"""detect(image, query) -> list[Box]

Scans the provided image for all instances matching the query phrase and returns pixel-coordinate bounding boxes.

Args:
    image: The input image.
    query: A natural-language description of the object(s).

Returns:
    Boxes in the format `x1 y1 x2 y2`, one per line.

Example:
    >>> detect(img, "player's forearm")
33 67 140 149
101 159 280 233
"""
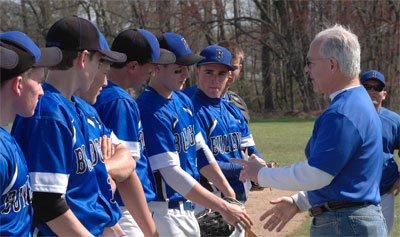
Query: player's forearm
105 144 135 183
117 170 157 236
199 163 235 198
46 209 92 236
217 160 243 177
257 160 334 190
185 182 230 212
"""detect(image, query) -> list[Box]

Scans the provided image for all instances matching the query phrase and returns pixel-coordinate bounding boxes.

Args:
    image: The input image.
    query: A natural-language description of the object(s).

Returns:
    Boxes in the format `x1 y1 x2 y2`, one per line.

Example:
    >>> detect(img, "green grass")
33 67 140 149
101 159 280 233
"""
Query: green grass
249 118 400 236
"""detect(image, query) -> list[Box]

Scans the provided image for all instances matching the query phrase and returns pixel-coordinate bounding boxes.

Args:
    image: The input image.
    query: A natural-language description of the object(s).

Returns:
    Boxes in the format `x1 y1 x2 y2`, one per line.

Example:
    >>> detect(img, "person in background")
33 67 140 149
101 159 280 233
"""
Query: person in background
361 69 400 235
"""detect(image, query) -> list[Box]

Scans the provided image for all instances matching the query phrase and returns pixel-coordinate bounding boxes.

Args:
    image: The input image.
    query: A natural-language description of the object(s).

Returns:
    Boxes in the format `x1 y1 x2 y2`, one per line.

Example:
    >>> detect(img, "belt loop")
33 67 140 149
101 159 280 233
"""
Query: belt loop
324 202 333 211
179 201 184 212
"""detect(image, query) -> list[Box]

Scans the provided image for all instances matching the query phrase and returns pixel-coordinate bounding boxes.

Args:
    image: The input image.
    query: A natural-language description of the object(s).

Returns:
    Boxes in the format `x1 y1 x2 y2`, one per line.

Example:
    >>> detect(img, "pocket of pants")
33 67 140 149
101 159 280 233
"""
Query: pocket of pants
311 216 338 228
348 215 386 236
310 216 338 237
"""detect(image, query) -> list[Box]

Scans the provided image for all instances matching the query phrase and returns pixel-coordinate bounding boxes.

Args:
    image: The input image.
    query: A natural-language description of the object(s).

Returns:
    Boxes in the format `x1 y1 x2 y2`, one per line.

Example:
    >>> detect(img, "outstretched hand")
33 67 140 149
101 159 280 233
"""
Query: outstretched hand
230 158 265 183
259 196 299 232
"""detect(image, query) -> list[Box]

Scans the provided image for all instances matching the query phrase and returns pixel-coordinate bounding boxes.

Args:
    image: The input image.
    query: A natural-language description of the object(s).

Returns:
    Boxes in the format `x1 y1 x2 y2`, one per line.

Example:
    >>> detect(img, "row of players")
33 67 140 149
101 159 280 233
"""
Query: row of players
1 15 260 236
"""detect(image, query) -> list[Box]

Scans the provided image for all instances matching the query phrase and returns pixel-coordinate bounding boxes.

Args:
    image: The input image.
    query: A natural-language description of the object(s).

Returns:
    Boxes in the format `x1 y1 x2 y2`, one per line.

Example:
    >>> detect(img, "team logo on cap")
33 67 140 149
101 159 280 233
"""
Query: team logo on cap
372 71 376 78
216 49 223 59
181 38 189 51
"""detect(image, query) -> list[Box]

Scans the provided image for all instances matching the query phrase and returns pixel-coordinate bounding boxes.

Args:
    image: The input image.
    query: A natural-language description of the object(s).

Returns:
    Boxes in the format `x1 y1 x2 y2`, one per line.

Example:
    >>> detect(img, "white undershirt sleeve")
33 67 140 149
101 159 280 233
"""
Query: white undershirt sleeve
257 160 334 191
291 191 311 212
159 165 197 196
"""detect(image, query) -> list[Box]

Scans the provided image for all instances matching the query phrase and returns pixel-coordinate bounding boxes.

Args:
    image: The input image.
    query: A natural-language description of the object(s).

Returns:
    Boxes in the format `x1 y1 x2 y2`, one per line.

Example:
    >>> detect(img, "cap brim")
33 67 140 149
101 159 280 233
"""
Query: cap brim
34 47 63 67
98 49 127 63
151 49 176 65
0 46 19 69
176 53 205 66
197 61 235 71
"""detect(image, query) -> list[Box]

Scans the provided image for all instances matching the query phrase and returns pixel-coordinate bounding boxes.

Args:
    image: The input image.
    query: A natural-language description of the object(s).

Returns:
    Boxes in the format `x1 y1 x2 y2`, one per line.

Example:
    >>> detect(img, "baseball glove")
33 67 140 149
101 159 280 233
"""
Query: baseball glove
196 197 242 236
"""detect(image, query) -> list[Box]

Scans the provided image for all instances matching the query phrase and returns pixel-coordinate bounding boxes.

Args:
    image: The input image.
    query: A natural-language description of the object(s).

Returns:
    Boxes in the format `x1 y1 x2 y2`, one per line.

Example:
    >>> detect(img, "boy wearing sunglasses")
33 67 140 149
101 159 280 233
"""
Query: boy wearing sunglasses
361 70 400 235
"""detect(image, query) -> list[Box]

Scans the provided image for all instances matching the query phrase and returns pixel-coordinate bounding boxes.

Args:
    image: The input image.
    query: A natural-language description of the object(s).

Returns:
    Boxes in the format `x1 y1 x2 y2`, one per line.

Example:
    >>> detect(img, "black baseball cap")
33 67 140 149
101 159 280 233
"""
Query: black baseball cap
0 46 19 69
157 32 204 66
111 29 176 65
0 31 62 83
46 16 123 62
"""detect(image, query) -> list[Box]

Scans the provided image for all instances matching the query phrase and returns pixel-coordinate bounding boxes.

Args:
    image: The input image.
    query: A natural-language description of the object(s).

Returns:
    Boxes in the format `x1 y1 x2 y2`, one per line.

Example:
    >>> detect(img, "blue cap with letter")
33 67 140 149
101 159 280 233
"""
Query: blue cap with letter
157 32 204 66
197 45 235 71
360 70 385 86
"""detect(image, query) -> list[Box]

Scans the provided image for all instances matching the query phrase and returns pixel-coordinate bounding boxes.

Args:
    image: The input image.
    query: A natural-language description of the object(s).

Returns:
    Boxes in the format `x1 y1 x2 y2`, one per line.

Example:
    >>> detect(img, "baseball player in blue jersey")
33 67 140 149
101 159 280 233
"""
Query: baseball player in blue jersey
232 25 387 236
76 26 158 236
361 70 400 235
137 32 252 236
94 29 175 236
0 32 62 236
191 45 264 236
11 16 128 236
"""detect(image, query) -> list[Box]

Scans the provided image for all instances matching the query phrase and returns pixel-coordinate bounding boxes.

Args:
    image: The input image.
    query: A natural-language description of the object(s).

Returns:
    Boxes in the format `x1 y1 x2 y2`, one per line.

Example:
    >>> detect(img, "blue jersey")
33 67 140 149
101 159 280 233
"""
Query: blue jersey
305 86 382 206
137 87 213 202
181 85 197 98
11 83 117 235
192 89 258 194
0 128 33 236
94 80 156 203
378 107 400 195
74 96 121 224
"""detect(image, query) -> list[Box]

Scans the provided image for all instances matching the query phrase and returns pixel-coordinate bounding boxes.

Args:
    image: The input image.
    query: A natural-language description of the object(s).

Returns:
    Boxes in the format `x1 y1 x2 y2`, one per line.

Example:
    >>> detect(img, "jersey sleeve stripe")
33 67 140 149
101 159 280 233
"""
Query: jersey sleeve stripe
118 139 140 160
148 152 180 170
30 172 68 193
2 163 18 195
241 135 256 147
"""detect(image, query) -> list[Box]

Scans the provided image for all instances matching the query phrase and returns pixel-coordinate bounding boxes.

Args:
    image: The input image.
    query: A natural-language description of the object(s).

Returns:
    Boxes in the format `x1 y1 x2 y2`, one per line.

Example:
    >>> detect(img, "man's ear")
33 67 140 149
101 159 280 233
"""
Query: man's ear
126 61 139 73
382 90 387 101
329 57 338 72
76 50 89 69
11 76 23 96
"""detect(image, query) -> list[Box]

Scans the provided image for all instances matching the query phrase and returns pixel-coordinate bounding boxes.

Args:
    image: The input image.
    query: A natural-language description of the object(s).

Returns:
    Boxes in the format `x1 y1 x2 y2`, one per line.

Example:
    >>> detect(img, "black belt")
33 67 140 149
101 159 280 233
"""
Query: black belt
309 201 373 217
168 201 196 211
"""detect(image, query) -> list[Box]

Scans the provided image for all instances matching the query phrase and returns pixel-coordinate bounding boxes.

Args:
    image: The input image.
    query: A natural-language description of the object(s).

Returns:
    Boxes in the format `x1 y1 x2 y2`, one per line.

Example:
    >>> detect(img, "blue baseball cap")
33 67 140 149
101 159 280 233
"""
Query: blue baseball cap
1 31 62 82
361 70 385 86
90 22 127 63
197 45 235 71
0 46 19 69
111 29 175 65
157 32 204 66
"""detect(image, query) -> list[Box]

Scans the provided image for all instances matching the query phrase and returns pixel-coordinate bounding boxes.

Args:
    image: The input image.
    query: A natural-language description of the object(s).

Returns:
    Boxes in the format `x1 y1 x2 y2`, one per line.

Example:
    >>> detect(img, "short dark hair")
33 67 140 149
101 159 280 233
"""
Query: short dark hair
49 50 96 70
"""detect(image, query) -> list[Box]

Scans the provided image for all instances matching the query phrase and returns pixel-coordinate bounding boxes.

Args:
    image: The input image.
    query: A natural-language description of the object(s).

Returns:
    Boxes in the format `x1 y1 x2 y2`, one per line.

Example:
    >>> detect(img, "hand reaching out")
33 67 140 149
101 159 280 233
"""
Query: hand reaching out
259 196 299 232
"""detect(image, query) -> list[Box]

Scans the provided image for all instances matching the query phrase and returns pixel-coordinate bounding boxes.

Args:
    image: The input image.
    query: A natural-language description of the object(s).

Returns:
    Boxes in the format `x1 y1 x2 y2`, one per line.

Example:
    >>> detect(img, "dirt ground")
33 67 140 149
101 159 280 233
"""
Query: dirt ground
245 189 308 237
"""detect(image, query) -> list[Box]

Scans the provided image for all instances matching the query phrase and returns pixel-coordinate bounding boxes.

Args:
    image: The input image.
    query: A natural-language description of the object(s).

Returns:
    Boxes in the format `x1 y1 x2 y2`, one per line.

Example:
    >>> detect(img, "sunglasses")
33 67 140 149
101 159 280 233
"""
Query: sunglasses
363 84 384 92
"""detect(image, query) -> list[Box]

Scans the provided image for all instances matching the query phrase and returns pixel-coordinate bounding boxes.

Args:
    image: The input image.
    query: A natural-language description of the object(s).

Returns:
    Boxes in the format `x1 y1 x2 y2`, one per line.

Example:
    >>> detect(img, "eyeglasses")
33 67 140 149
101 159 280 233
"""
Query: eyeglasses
305 57 327 67
363 84 384 92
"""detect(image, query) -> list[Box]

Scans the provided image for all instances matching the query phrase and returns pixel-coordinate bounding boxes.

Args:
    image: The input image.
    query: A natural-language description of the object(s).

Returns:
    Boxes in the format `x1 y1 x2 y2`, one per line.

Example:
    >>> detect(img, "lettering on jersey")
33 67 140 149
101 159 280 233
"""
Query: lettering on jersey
138 129 145 150
209 132 241 155
89 138 103 165
74 145 93 174
1 175 32 214
107 176 116 203
174 125 195 153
